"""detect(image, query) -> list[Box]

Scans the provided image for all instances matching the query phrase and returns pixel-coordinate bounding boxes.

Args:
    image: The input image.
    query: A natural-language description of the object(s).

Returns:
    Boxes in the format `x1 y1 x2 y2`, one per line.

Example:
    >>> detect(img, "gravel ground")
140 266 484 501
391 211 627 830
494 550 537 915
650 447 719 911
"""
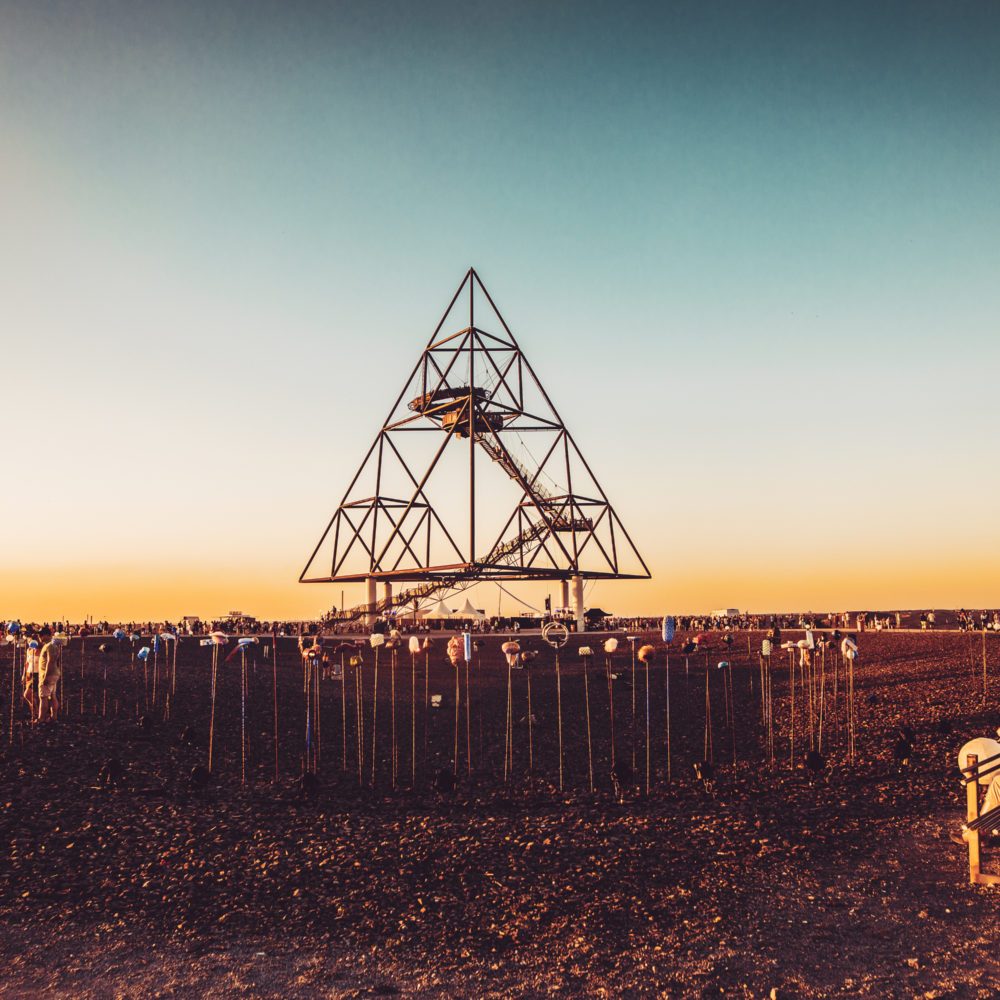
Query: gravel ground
2 629 1000 998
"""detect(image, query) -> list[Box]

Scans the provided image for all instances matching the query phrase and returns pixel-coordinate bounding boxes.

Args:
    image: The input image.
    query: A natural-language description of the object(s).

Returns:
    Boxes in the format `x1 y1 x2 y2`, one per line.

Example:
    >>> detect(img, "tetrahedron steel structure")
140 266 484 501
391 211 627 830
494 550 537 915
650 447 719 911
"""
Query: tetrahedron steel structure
300 269 650 614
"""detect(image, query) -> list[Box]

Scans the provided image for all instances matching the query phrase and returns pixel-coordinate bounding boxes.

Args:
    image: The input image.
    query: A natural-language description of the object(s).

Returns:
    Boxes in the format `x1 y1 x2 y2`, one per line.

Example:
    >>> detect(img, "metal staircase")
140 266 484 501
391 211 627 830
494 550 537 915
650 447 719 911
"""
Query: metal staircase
477 437 555 501
329 431 585 623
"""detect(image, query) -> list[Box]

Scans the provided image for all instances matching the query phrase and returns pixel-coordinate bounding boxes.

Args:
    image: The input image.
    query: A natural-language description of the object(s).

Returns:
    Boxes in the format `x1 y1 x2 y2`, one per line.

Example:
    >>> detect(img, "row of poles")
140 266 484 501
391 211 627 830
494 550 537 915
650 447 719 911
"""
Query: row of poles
0 628 852 789
758 641 858 767
6 625 995 792
199 632 870 794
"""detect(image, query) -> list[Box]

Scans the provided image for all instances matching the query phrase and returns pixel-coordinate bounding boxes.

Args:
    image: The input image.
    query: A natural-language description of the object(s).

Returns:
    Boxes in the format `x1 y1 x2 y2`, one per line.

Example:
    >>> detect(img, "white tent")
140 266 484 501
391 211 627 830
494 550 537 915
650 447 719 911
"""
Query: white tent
411 603 444 618
453 598 487 620
424 599 455 619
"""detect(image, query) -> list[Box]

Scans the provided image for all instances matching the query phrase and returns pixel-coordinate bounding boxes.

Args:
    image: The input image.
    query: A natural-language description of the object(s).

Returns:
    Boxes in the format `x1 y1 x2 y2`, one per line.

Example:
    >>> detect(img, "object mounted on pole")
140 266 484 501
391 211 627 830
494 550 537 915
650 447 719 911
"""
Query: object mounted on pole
300 269 650 616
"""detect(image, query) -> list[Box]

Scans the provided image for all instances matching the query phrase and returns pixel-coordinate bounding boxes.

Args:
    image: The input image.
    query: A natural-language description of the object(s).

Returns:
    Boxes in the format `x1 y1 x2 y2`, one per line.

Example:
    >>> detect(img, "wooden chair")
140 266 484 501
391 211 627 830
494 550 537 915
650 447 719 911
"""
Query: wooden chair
961 752 1000 886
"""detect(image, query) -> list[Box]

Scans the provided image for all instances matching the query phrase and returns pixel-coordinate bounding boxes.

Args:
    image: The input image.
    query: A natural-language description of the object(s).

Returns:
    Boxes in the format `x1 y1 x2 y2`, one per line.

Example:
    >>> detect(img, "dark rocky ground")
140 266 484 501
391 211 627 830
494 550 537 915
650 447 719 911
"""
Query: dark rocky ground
2 630 1000 998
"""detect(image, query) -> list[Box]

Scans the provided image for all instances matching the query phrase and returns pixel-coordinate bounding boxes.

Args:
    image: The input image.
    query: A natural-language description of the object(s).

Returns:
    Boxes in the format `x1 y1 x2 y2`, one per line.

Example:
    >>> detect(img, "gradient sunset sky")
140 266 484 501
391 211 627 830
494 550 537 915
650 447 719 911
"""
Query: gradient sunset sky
2 1 998 621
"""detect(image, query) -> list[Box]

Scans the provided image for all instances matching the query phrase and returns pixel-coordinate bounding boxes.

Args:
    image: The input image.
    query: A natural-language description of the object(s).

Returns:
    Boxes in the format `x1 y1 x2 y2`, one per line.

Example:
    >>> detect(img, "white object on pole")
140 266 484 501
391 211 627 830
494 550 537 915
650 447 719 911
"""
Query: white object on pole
662 617 675 643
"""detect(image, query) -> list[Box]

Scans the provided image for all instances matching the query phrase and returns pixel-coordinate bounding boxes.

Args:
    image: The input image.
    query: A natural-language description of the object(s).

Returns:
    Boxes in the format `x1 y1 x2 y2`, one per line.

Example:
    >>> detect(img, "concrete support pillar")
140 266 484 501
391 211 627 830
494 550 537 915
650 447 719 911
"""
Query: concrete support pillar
365 576 378 630
382 582 393 629
572 575 585 633
560 579 570 613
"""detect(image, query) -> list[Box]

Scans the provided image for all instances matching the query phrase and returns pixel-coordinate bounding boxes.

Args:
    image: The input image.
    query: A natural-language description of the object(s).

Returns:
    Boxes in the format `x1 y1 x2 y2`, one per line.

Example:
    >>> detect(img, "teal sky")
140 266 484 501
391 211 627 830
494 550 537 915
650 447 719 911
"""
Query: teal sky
2 1 999 619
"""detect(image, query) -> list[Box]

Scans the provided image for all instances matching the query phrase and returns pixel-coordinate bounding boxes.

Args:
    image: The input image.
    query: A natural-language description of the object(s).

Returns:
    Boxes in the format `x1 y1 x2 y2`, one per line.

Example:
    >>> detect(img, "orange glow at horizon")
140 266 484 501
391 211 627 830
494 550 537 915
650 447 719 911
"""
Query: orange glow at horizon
3 550 998 624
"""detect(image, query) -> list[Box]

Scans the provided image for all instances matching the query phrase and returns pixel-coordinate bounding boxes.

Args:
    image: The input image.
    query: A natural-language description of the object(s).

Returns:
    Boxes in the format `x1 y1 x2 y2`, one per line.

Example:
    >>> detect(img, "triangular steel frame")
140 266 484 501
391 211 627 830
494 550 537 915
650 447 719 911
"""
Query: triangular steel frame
300 268 651 591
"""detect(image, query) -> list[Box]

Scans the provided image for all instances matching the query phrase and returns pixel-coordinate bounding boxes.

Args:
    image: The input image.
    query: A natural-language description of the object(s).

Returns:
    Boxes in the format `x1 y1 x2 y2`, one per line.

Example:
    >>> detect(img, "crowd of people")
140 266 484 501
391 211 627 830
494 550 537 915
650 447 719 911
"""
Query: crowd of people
7 608 1000 648
4 618 320 640
953 610 1000 632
